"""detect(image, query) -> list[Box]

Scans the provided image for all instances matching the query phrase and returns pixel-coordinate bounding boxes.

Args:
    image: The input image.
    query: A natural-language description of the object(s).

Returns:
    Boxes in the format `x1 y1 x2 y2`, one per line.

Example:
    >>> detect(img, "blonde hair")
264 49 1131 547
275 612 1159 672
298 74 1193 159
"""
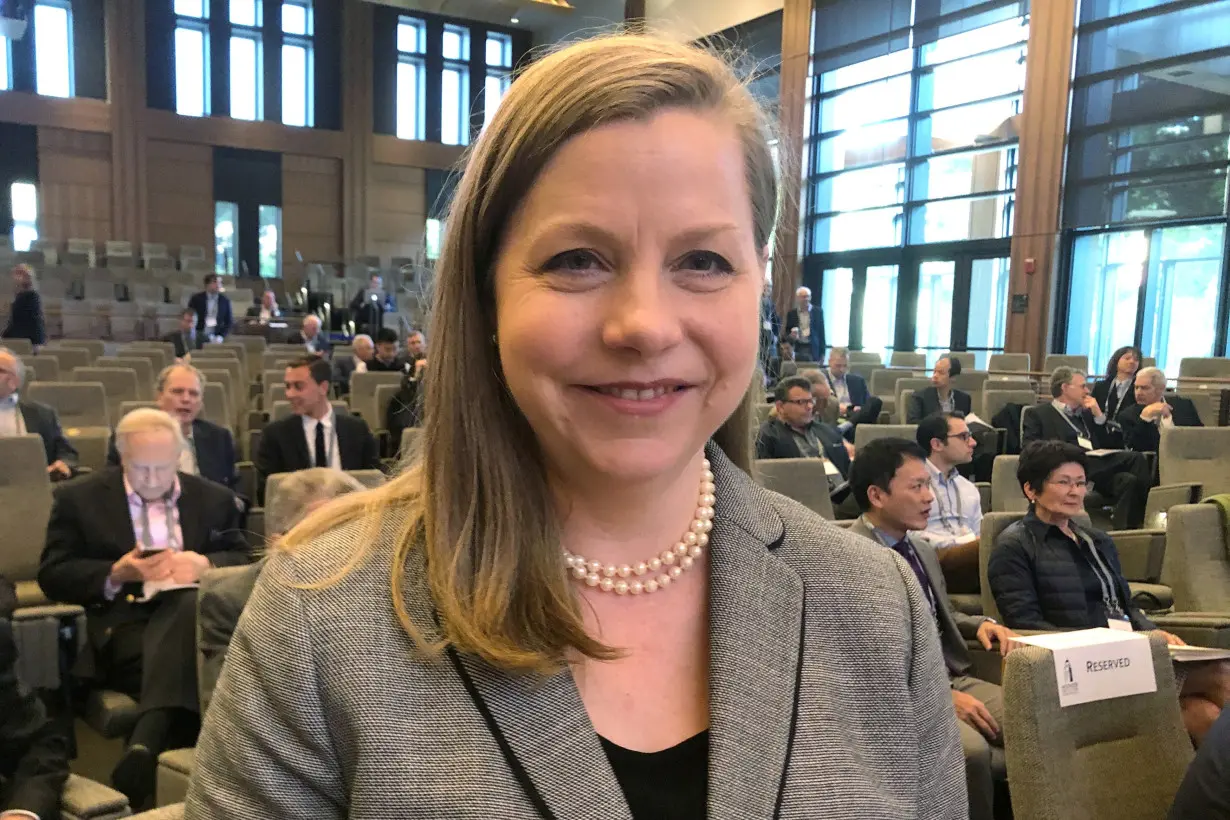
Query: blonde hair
268 469 366 538
115 407 186 455
285 33 780 675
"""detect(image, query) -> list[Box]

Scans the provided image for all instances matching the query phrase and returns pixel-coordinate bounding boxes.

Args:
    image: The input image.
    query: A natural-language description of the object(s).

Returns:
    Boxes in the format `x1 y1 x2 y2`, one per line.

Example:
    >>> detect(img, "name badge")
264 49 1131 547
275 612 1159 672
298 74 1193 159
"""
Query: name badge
1077 436 1093 450
1106 617 1133 633
205 316 218 329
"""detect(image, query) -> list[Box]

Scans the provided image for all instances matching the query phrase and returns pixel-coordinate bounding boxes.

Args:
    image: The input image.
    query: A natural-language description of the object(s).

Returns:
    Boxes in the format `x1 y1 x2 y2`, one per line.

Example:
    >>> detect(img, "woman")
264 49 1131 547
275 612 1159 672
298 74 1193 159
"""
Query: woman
186 34 964 818
2 264 45 349
989 440 1230 743
1092 345 1141 424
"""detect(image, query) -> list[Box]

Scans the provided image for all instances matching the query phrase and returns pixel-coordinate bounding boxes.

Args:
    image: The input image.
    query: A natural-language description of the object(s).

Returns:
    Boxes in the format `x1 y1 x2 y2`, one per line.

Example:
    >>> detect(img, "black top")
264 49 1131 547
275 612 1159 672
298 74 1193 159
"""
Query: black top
600 731 708 819
3 289 45 345
1170 707 1230 820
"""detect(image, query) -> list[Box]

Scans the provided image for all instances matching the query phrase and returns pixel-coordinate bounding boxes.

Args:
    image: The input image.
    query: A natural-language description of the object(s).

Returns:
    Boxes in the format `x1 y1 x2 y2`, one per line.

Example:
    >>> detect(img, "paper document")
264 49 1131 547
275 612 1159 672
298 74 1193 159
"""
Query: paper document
1169 645 1230 663
1086 449 1124 457
138 580 200 603
964 412 990 428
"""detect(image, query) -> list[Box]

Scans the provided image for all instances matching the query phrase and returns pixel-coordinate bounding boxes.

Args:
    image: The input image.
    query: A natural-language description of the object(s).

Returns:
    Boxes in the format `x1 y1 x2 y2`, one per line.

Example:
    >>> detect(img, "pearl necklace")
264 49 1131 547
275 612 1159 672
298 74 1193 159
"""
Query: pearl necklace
563 459 716 596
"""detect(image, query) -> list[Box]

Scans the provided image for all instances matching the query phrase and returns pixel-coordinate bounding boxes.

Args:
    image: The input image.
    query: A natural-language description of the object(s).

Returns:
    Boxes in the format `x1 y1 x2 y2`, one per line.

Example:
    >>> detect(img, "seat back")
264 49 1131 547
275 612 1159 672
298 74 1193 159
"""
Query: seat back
990 455 1027 513
894 378 932 420
983 389 1037 424
1177 356 1230 384
126 340 177 366
54 339 106 360
854 423 918 450
400 427 422 457
25 356 60 383
374 383 401 432
1 338 34 356
1042 354 1089 375
73 367 140 425
978 511 1025 619
755 402 774 426
1162 503 1230 612
889 351 926 369
271 399 348 422
94 357 155 398
40 347 94 373
197 369 236 425
118 346 170 376
119 400 159 418
1159 427 1230 496
870 369 920 405
0 435 55 582
27 381 110 428
847 351 882 365
350 372 404 429
947 351 976 371
1002 633 1192 820
1175 392 1215 427
202 382 229 427
753 459 835 520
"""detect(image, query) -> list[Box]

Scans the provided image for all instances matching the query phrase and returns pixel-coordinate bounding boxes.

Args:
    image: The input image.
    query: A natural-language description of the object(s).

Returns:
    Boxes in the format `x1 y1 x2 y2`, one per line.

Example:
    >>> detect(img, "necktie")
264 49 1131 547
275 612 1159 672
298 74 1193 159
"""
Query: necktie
315 420 328 467
890 537 938 615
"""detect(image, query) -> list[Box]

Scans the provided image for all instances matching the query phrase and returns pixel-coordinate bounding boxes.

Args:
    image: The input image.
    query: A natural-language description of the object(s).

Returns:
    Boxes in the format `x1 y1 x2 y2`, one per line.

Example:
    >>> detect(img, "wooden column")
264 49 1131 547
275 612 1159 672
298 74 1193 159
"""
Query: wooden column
106 0 148 244
774 0 810 313
1005 0 1076 365
624 0 647 22
342 0 374 262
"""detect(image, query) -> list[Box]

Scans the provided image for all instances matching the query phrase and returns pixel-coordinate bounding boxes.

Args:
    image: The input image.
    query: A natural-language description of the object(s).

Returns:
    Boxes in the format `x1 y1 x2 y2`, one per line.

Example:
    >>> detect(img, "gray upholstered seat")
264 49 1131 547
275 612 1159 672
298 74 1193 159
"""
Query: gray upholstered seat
1159 426 1230 496
1162 503 1230 612
1042 354 1089 374
988 352 1030 372
753 458 835 520
854 423 918 450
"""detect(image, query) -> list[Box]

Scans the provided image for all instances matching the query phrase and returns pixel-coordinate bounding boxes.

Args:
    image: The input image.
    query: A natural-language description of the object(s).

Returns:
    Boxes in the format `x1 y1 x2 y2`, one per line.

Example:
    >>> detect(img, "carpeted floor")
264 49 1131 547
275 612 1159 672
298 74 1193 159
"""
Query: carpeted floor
71 718 125 785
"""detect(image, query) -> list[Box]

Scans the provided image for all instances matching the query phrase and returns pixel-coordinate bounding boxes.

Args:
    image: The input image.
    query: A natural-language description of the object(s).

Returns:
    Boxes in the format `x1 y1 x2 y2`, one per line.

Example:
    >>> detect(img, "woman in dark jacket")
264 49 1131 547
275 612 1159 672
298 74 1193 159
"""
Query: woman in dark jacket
989 440 1230 744
2 264 45 348
1091 345 1141 427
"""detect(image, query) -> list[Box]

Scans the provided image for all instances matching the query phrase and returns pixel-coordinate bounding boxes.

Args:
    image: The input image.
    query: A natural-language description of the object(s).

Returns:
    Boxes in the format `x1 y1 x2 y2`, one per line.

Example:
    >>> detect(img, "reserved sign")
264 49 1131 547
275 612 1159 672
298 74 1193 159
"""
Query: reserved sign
1017 628 1157 708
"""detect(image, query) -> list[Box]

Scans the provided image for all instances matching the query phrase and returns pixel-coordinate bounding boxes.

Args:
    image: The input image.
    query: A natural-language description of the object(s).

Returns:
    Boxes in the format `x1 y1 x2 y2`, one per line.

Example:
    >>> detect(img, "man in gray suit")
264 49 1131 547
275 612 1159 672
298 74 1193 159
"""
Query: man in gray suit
848 437 1017 820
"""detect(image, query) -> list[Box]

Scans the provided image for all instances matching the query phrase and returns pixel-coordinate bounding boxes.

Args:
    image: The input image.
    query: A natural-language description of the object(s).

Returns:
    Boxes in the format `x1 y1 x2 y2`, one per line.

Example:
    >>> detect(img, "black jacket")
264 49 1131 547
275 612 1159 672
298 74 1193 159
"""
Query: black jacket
988 512 1153 632
905 387 972 424
754 418 852 478
1118 395 1204 453
106 418 239 492
1021 403 1115 449
18 400 78 467
386 376 423 456
1091 378 1137 424
783 305 826 361
287 331 332 358
255 412 380 498
161 329 202 359
187 291 234 339
0 618 69 820
3 290 45 346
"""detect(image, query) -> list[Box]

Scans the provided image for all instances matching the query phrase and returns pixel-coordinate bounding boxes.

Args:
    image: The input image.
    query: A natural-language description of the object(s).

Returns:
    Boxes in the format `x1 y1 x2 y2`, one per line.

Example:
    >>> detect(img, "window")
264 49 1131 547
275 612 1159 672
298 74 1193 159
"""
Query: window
484 32 512 129
11 183 38 253
425 218 443 261
34 1 73 98
916 260 955 361
215 202 238 275
0 36 10 92
258 205 281 278
173 0 210 116
396 17 426 141
820 267 854 347
230 0 263 120
862 265 900 357
282 0 314 127
441 24 470 146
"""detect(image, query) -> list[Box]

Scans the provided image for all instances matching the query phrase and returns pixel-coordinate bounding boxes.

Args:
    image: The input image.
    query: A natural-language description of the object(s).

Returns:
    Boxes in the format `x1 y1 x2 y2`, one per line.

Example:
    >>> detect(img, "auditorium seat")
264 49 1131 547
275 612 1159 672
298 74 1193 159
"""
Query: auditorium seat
869 369 917 420
350 372 403 431
119 345 171 374
755 402 774 425
400 427 421 457
54 339 107 361
854 423 918 450
119 400 159 418
1042 354 1088 374
754 458 835 520
1177 356 1230 392
74 367 141 427
60 773 134 820
982 388 1037 425
2 337 34 356
1002 632 1191 820
1160 427 1230 496
28 381 112 470
1162 504 1230 612
24 355 60 382
65 238 97 267
889 351 926 369
893 377 931 420
1175 391 1215 427
947 351 976 371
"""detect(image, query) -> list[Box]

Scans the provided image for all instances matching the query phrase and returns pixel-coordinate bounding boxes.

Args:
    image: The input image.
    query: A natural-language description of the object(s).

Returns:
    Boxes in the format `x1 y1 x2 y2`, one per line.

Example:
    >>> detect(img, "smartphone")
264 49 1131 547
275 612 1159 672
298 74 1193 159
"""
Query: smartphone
137 547 169 559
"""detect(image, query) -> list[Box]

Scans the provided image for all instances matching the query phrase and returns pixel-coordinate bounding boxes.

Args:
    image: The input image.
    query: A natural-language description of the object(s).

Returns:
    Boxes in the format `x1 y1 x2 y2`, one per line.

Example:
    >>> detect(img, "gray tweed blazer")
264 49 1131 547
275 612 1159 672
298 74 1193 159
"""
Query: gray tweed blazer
185 445 966 819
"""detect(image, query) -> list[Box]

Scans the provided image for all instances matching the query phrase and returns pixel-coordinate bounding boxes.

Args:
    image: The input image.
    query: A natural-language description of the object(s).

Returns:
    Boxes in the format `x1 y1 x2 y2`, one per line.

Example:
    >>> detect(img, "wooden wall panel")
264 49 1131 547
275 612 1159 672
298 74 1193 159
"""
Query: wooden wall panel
145 139 214 251
37 127 113 242
773 0 810 313
283 154 343 263
365 163 426 263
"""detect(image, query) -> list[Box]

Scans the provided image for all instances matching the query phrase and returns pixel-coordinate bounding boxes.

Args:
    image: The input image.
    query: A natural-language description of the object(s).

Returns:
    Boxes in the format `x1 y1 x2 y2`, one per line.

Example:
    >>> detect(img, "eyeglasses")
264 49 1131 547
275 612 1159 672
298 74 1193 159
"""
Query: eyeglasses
781 398 815 407
1048 478 1088 490
946 431 973 442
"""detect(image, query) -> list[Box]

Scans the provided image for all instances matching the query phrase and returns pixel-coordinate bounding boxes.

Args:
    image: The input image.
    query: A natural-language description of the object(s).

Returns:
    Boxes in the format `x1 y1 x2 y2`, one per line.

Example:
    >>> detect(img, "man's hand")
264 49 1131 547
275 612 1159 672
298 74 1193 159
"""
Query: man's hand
47 460 71 479
109 547 175 585
414 358 428 378
952 689 999 740
977 620 1019 656
1141 401 1172 422
843 440 856 460
1160 630 1187 647
1082 394 1105 420
169 551 212 584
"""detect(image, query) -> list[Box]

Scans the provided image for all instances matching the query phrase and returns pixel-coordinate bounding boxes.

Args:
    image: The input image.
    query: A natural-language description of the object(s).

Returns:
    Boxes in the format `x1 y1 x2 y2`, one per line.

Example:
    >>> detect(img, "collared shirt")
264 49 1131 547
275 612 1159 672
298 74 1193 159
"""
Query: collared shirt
302 411 342 470
103 476 185 601
1109 378 1131 413
1051 398 1105 430
205 293 219 327
920 459 983 549
830 372 850 406
0 393 25 437
786 421 843 489
938 390 955 413
180 430 199 475
862 517 938 616
797 307 811 341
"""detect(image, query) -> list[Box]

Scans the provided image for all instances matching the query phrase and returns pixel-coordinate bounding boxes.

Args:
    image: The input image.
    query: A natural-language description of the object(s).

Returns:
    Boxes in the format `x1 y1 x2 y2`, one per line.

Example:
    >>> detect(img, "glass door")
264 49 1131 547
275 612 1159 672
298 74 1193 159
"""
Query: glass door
916 259 956 367
911 249 1010 369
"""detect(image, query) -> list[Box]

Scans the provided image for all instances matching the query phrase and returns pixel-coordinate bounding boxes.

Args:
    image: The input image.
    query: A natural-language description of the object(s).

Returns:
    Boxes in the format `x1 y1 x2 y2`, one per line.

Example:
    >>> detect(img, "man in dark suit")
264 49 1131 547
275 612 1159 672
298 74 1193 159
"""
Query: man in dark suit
367 327 405 373
846 437 1017 820
256 357 381 501
2 264 45 349
1022 366 1151 529
907 355 973 423
759 280 780 377
0 347 78 480
822 347 883 439
161 309 201 359
331 334 374 397
106 364 238 492
349 274 393 338
38 408 250 808
1 613 70 820
187 275 233 342
287 314 331 359
784 286 825 362
1119 366 1203 453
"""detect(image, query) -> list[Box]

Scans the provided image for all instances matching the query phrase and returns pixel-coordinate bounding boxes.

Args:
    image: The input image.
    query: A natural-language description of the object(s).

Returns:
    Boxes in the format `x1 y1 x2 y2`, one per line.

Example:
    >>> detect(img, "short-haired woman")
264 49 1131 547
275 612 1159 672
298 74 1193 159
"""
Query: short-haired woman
186 35 965 818
2 264 45 349
989 440 1230 743
1092 346 1142 442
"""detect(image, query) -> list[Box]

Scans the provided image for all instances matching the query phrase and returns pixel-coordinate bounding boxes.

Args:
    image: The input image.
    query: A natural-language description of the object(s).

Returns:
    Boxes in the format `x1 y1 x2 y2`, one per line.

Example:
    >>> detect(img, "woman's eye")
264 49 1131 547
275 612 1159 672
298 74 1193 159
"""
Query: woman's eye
677 251 735 275
543 250 602 274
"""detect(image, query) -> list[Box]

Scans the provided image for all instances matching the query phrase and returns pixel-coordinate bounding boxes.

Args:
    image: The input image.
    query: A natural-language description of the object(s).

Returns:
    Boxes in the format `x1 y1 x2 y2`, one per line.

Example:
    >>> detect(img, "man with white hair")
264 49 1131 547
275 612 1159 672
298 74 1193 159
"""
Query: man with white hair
38 408 250 809
332 333 375 396
0 346 78 480
1119 366 1203 453
784 285 826 362
291 313 332 358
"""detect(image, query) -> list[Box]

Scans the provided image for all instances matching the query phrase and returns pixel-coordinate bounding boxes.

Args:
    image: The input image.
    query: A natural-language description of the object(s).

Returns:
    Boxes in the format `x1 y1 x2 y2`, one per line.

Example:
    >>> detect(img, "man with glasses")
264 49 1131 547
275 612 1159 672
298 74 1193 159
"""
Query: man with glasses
822 347 883 440
38 408 250 809
917 412 983 591
755 375 857 517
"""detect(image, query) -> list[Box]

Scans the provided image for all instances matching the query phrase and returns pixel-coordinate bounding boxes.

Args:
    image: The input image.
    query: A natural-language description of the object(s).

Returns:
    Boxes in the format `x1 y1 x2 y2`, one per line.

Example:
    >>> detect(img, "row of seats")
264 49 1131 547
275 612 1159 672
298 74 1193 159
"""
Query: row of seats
4 239 210 271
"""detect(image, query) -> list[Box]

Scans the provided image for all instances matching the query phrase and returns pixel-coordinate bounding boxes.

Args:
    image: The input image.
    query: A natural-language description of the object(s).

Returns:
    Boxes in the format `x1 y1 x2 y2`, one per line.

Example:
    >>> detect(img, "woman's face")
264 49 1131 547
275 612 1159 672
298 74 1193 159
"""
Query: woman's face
1117 351 1140 377
1028 461 1088 520
494 109 764 484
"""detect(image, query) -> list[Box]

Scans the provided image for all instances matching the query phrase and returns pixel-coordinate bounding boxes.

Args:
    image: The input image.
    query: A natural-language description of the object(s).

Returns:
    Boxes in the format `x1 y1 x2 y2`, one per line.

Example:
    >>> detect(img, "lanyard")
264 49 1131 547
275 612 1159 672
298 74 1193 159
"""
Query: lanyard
930 469 965 534
1056 406 1091 439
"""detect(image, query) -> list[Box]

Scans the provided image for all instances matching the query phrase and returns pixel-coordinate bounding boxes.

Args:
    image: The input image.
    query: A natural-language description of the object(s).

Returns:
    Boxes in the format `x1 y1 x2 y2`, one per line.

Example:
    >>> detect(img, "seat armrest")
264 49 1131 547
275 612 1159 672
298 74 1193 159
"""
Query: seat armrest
12 603 85 621
975 482 991 514
1145 482 1202 527
237 461 257 507
1109 528 1167 583
61 773 130 819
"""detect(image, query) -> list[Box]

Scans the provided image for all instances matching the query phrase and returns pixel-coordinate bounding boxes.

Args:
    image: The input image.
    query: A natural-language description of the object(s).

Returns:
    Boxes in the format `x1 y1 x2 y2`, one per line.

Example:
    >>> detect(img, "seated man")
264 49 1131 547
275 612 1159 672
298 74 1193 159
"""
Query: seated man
1 614 70 820
1120 365 1203 453
161 309 200 359
38 408 250 808
332 334 374 396
907 355 973 423
367 328 404 373
1022 366 1150 529
823 347 883 439
801 369 840 425
107 364 238 493
847 438 1016 820
289 314 331 359
765 339 794 385
755 376 856 517
0 347 78 481
404 331 428 380
256 357 381 499
915 412 982 592
244 290 281 324
989 440 1229 744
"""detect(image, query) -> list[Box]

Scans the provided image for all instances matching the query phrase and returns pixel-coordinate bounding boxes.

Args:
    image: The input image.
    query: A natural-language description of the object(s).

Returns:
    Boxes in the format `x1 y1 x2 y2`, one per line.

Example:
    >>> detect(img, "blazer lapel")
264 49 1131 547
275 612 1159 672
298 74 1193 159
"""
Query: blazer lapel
706 448 804 820
332 413 352 468
292 417 312 469
176 477 203 551
102 471 138 555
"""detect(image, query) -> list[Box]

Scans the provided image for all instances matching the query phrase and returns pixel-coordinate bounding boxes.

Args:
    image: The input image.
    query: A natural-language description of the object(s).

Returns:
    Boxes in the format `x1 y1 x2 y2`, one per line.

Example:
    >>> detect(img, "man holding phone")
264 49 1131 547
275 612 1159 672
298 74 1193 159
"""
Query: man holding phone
38 409 250 810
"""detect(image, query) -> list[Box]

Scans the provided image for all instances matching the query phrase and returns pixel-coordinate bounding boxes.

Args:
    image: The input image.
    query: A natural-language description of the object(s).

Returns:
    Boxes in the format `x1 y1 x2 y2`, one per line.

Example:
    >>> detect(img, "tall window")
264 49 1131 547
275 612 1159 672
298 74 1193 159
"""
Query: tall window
11 183 38 253
396 17 426 141
484 32 512 129
215 201 238 275
33 0 73 98
0 35 11 91
282 0 314 127
229 0 263 121
258 204 281 278
174 0 210 116
441 25 471 146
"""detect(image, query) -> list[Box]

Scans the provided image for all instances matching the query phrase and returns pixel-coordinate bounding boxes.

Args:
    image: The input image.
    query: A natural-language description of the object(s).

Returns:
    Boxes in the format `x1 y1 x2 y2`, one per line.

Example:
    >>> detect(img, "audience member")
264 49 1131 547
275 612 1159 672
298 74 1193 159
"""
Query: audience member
801 368 839 425
187 275 233 343
1170 708 1230 819
244 290 281 324
759 279 780 377
404 330 427 378
0 347 77 480
1092 345 1141 428
765 339 794 384
331 334 374 396
907 355 972 422
784 285 825 361
38 408 249 807
916 412 982 590
848 438 1016 820
823 347 883 437
1119 366 1203 453
2 264 45 349
162 309 201 359
290 314 331 358
367 327 403 372
988 440 1229 744
106 364 238 492
349 274 391 337
0 616 70 820
255 357 380 497
1022 366 1150 529
187 35 967 818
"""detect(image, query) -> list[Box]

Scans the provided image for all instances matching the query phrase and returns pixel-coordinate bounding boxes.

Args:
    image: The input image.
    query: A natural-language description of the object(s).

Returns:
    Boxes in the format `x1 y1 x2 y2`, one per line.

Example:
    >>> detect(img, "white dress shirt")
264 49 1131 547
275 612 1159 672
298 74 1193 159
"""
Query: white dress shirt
918 459 983 550
302 411 342 471
0 393 26 437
